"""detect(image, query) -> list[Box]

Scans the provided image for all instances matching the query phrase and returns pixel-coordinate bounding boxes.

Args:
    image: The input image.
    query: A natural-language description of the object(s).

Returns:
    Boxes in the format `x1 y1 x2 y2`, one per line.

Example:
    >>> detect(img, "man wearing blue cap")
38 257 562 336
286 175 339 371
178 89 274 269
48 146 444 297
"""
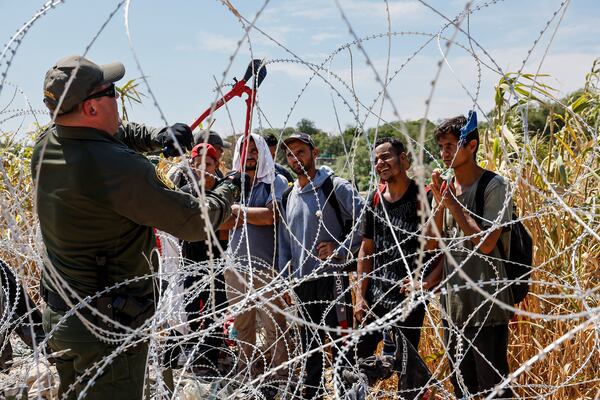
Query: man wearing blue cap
429 113 515 398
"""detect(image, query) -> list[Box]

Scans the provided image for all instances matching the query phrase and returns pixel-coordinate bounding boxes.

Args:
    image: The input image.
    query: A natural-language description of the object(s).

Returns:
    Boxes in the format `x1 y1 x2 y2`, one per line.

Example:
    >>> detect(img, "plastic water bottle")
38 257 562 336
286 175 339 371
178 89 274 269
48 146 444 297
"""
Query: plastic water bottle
228 324 238 340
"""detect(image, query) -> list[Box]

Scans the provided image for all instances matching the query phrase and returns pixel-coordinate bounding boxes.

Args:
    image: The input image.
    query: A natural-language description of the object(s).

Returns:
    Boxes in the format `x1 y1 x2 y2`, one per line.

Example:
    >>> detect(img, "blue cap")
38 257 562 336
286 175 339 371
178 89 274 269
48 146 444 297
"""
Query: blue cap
459 110 478 143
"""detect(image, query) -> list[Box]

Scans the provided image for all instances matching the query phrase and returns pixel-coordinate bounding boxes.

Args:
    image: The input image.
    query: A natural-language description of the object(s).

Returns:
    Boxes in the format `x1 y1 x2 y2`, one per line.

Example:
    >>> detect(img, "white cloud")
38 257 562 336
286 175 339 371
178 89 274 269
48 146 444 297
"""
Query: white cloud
474 46 596 95
414 47 598 120
303 52 334 60
175 27 294 55
290 7 330 20
175 31 240 54
198 32 241 52
261 1 335 21
265 0 424 22
311 32 342 44
249 25 302 49
268 62 315 80
343 0 423 19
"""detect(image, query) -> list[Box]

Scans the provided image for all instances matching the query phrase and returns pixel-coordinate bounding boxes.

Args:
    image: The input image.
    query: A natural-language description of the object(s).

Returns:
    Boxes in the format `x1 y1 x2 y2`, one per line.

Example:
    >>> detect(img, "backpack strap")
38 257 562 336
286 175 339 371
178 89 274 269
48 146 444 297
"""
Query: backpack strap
281 185 294 214
474 170 497 226
321 176 355 334
321 175 347 234
474 170 510 260
371 182 387 208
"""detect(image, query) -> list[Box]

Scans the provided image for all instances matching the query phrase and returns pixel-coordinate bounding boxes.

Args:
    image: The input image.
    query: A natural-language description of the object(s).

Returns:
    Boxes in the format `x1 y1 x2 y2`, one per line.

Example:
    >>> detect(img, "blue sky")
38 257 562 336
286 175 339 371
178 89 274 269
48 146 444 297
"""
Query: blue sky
0 0 598 137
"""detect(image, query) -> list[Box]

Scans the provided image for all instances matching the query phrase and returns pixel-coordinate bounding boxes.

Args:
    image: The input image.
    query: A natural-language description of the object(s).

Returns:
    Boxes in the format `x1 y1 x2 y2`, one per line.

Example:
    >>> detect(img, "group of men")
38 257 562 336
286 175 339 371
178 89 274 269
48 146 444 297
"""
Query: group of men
31 55 517 400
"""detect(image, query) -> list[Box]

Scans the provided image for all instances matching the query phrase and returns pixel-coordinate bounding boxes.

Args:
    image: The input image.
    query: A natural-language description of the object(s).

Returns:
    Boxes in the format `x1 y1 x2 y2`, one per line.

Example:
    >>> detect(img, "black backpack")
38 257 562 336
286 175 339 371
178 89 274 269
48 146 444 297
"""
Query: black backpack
475 171 533 304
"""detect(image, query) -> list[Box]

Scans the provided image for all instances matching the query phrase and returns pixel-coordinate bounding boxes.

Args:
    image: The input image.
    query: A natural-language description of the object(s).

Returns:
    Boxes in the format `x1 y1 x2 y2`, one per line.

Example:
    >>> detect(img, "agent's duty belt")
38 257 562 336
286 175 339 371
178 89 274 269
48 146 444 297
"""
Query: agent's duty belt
40 284 92 313
40 284 154 330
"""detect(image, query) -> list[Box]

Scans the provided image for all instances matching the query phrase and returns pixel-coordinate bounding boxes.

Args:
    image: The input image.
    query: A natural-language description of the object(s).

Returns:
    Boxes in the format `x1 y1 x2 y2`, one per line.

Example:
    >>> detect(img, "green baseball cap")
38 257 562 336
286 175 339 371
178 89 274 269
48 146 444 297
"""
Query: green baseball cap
43 55 125 114
283 131 315 148
193 131 232 149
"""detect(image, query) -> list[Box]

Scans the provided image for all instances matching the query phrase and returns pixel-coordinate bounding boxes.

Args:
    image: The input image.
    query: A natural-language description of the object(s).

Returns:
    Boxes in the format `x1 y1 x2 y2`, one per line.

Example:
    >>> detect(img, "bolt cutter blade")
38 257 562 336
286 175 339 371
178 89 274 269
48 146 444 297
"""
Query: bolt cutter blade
243 59 267 87
256 63 267 87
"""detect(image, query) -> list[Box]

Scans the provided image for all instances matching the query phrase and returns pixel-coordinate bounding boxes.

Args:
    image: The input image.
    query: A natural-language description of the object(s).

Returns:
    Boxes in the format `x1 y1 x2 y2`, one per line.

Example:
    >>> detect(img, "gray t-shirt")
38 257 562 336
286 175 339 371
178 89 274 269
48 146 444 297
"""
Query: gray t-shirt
440 172 514 327
228 175 289 269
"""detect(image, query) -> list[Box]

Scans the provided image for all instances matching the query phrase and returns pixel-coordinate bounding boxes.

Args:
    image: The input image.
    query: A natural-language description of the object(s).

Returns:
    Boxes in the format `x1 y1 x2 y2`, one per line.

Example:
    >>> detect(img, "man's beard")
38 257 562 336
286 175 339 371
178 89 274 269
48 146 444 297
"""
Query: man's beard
245 161 257 171
292 162 309 175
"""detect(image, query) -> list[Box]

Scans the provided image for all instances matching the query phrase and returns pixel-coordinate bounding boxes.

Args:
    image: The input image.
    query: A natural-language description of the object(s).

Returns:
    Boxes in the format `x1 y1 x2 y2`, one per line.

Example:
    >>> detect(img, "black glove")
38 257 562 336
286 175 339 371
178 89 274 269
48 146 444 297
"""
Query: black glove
158 123 193 157
216 171 252 202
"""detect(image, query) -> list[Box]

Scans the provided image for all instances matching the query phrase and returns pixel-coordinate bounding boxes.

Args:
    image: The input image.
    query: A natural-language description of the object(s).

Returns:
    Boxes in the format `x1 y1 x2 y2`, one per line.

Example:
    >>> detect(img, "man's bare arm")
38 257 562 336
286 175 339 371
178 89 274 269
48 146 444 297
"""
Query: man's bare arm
355 239 374 323
220 203 276 229
446 200 502 254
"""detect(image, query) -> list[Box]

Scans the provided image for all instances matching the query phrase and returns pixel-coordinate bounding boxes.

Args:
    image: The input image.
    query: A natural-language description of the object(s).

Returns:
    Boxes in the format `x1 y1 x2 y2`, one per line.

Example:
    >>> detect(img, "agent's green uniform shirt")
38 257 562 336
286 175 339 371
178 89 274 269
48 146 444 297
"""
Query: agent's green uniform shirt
31 123 235 299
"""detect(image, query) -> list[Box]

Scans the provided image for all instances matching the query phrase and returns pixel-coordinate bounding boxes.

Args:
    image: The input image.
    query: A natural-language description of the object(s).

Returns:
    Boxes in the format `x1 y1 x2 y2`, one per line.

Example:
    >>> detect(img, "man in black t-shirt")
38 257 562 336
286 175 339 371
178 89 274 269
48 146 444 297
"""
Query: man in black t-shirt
361 177 420 310
355 137 441 399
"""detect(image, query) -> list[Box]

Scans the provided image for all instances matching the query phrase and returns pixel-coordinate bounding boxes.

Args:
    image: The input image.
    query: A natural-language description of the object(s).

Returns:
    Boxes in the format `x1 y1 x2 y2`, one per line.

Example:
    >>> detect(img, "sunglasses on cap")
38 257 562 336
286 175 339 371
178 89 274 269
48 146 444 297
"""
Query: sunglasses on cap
84 83 117 101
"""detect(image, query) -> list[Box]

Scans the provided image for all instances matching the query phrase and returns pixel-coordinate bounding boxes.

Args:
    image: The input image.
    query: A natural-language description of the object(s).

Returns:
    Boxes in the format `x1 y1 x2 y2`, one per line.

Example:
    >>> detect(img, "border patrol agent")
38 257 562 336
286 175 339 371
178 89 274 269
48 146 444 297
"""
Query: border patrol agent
32 55 242 399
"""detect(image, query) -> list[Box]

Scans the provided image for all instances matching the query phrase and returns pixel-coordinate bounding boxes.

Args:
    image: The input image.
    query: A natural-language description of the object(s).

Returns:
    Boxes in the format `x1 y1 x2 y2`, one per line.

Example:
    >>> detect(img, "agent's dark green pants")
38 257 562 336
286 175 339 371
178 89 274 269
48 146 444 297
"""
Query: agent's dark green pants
43 306 148 400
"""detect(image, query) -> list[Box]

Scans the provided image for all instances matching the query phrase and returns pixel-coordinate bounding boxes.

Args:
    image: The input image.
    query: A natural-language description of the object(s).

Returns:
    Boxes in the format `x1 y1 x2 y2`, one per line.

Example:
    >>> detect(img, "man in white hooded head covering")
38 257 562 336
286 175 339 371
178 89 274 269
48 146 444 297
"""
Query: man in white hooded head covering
221 134 290 388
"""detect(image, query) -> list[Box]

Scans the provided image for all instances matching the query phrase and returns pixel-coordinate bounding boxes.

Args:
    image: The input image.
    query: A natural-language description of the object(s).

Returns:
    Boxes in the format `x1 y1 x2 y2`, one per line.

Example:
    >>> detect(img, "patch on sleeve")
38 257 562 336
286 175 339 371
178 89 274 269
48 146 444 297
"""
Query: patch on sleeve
43 90 56 101
156 167 176 190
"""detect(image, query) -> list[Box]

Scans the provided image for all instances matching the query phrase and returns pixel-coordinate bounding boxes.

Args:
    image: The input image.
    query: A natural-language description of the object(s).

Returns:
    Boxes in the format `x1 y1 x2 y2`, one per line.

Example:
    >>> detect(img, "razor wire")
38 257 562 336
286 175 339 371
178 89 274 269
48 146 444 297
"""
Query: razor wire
0 0 599 399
